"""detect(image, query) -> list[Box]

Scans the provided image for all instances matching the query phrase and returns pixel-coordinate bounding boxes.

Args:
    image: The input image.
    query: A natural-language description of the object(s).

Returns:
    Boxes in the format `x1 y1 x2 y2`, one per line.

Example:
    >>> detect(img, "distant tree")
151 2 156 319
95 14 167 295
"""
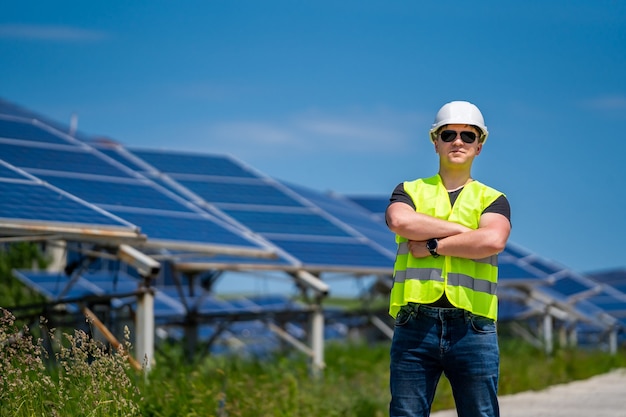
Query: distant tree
0 242 49 311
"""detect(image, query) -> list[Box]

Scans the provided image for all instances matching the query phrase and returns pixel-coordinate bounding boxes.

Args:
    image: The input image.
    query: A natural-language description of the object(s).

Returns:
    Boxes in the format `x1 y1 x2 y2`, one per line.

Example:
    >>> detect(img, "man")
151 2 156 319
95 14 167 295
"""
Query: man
386 100 511 417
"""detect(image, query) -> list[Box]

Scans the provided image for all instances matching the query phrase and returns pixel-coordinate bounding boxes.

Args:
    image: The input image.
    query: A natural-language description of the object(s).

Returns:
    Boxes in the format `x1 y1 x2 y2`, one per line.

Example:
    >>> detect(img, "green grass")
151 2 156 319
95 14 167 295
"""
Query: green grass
1 244 625 415
1 307 625 417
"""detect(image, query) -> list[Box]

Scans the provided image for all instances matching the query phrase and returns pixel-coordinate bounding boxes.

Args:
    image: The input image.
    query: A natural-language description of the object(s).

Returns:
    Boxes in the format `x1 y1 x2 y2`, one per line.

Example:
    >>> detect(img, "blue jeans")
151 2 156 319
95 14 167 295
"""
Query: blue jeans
389 304 500 417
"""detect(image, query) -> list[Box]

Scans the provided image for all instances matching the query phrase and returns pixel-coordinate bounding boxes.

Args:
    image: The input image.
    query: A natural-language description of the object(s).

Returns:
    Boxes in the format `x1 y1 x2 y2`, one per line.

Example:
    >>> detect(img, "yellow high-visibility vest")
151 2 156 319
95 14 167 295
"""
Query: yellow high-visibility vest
389 175 504 320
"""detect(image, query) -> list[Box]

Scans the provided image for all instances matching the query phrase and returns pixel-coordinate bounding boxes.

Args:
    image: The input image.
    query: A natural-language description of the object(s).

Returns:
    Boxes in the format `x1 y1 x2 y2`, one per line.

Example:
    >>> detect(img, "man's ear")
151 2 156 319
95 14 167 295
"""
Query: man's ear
475 143 483 155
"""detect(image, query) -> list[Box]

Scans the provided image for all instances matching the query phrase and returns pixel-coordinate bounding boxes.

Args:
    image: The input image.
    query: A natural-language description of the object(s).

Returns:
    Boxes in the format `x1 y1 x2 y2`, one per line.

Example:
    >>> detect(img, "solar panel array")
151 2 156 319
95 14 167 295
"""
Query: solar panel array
0 157 139 241
1 98 624 351
0 99 397 353
0 111 274 258
93 145 395 273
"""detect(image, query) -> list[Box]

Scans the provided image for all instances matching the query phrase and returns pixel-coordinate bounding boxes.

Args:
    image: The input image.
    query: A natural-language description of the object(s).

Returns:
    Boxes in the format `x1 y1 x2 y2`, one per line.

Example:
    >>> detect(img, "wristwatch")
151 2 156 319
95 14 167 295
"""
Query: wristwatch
426 238 440 258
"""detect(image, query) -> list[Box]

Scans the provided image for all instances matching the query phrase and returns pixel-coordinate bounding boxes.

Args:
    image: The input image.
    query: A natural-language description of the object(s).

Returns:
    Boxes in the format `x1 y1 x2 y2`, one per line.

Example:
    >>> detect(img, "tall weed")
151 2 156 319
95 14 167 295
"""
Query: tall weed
1 307 624 416
0 309 140 417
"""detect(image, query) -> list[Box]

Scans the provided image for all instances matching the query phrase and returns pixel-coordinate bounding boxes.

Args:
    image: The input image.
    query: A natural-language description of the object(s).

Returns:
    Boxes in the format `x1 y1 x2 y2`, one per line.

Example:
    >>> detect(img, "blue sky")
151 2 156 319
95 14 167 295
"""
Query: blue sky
1 1 625 275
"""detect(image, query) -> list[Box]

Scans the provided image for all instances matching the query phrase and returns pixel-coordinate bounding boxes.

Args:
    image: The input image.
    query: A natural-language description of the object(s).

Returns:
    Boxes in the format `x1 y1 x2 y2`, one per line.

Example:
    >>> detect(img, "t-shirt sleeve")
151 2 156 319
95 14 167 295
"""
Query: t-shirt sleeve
484 195 511 224
388 183 415 210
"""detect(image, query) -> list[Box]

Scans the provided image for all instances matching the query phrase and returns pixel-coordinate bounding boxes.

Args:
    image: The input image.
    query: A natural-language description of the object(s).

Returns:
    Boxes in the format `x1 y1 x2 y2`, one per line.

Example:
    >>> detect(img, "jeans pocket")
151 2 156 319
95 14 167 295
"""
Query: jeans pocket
394 309 413 327
469 315 496 334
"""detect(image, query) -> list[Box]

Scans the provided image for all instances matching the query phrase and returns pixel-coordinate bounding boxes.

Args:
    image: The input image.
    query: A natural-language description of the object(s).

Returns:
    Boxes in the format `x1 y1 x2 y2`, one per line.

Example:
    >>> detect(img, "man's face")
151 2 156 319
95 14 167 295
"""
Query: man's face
434 124 482 166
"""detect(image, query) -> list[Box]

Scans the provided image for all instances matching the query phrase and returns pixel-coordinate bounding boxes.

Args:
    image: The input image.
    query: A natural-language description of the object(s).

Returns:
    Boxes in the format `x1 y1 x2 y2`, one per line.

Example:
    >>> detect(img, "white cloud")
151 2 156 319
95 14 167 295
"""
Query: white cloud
579 95 626 111
200 108 426 158
295 115 405 149
0 24 110 42
140 106 432 164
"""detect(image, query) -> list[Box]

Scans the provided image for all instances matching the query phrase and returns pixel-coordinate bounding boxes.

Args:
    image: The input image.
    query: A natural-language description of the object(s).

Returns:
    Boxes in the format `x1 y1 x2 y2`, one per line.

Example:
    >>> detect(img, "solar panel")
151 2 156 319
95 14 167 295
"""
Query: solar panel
0 116 275 257
547 277 596 297
12 270 187 318
99 147 396 272
0 142 134 177
124 149 257 178
587 269 626 292
0 161 140 239
35 174 189 212
0 118 71 145
0 180 128 226
585 295 626 314
284 182 396 256
0 162 27 180
347 195 389 218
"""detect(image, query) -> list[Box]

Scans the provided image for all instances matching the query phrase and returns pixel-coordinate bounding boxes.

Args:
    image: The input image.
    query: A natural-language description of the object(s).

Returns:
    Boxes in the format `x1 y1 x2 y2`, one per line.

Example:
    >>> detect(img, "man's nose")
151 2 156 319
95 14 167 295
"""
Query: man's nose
451 133 464 143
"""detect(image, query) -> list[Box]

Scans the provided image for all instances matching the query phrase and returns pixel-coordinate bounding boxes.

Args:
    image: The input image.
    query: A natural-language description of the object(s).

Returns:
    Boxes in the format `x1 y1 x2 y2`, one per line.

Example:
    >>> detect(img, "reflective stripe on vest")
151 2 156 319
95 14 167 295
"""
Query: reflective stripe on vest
389 175 503 320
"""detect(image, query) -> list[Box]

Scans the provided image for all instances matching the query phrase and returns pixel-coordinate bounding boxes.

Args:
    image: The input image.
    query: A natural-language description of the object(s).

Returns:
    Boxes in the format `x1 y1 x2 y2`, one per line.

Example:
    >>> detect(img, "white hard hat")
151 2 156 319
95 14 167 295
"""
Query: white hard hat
429 101 489 143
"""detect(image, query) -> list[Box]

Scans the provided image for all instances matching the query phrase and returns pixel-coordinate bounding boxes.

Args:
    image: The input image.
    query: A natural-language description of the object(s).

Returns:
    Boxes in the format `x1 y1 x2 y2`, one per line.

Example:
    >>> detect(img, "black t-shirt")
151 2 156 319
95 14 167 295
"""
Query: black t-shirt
388 182 511 222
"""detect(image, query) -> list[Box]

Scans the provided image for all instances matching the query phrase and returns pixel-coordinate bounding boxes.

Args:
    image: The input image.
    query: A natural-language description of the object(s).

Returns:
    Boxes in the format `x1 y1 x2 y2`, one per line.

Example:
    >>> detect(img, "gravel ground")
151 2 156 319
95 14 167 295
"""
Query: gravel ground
430 368 626 417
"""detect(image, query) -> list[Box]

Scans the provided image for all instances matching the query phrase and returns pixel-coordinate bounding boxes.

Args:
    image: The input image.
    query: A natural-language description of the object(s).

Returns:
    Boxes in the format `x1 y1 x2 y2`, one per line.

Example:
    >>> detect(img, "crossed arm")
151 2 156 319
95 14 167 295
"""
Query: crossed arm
385 202 511 260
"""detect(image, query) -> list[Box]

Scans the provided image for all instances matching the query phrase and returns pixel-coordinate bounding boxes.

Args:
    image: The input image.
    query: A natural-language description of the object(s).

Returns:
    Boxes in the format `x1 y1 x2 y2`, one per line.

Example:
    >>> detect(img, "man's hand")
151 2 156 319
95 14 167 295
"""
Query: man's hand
408 240 431 258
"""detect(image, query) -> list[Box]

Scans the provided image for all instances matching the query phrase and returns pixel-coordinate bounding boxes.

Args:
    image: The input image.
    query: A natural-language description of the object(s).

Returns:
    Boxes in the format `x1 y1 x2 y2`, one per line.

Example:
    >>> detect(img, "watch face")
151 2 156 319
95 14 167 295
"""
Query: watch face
427 239 437 251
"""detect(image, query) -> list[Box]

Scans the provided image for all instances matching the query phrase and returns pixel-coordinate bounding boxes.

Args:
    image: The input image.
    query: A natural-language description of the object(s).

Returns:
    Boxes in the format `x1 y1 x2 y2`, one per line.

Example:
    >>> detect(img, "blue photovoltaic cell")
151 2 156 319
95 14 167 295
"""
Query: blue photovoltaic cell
347 195 389 216
270 239 392 268
246 294 302 312
0 138 271 251
0 142 133 177
523 259 562 276
498 298 528 321
0 100 36 118
587 270 626 295
0 164 26 179
500 245 531 259
284 183 396 254
94 145 149 173
0 118 69 145
497 262 543 281
197 296 249 315
118 148 396 269
223 209 352 237
81 270 140 294
13 270 92 298
190 251 290 266
13 270 186 317
549 277 594 296
0 181 130 226
585 295 626 313
78 270 186 317
177 179 304 207
109 210 259 247
130 149 257 178
37 175 190 212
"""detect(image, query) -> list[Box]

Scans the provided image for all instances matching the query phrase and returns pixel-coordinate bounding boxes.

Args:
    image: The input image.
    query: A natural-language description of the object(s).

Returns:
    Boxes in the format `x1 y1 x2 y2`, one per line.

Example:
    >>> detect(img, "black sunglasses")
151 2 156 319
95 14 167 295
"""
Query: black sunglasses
439 130 477 144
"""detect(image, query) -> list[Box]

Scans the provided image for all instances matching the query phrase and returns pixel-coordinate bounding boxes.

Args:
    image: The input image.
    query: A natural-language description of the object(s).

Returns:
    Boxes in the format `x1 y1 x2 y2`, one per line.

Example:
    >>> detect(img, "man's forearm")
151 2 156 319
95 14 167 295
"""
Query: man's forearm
386 203 470 241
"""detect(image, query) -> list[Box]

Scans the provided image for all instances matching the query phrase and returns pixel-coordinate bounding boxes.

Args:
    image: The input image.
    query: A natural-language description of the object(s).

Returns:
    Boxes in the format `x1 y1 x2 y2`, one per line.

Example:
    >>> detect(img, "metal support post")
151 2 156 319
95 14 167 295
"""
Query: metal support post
310 303 325 378
543 314 553 355
609 328 617 355
136 287 155 371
